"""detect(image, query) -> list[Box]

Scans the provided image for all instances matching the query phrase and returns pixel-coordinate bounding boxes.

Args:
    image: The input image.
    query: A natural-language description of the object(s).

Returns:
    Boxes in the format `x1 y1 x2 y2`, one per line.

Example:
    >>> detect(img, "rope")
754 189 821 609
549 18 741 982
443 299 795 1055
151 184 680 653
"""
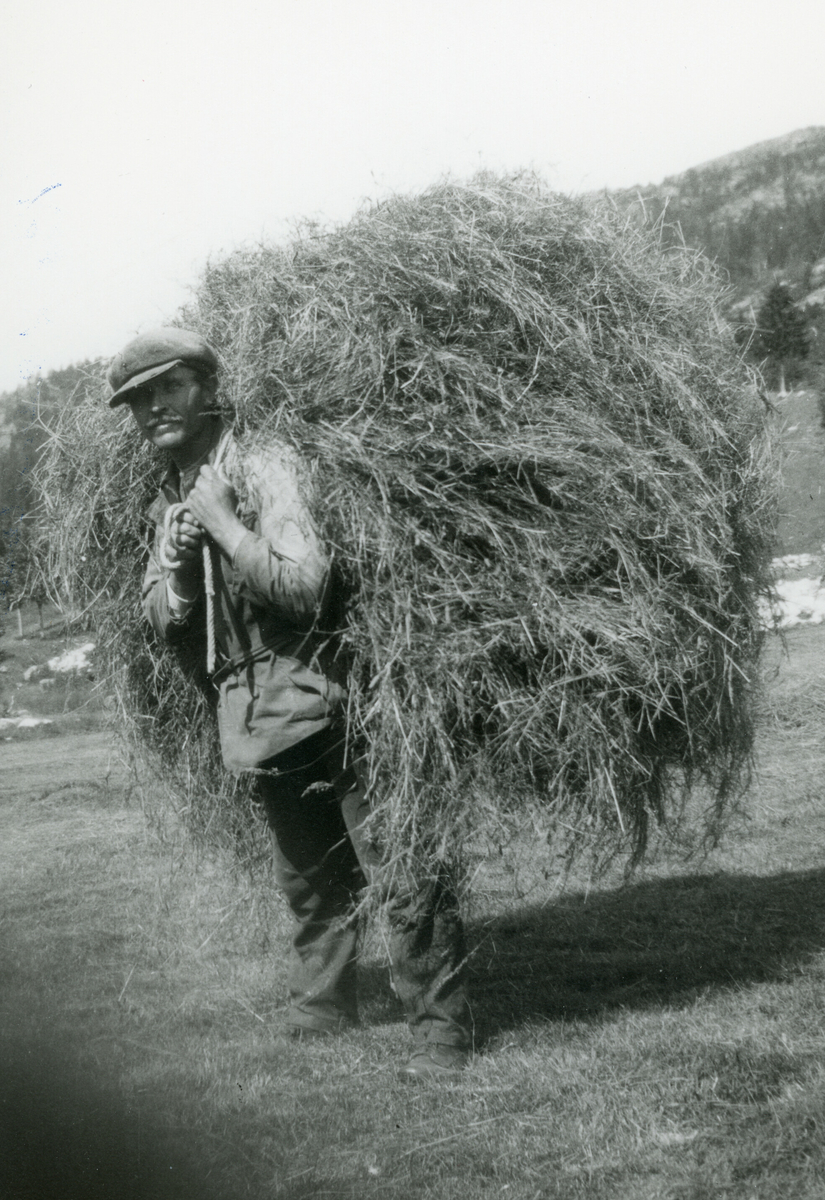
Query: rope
157 430 232 677
203 540 217 675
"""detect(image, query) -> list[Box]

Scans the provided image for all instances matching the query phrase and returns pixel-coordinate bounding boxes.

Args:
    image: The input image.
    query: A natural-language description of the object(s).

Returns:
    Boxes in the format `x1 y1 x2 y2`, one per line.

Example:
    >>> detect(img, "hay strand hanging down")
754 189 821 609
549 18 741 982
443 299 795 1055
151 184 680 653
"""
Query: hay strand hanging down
33 175 776 874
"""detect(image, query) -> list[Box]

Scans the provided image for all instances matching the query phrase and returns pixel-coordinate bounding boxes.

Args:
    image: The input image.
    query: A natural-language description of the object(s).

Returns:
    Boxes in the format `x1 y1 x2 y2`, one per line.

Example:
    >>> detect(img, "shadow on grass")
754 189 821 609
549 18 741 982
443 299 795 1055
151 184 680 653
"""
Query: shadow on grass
457 867 825 1042
0 1032 353 1200
0 1034 227 1200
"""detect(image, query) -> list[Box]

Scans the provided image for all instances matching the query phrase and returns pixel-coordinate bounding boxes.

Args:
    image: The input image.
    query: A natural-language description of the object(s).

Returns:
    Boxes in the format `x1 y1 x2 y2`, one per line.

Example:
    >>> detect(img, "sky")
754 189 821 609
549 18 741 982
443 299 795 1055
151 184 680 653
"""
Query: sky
3 0 824 395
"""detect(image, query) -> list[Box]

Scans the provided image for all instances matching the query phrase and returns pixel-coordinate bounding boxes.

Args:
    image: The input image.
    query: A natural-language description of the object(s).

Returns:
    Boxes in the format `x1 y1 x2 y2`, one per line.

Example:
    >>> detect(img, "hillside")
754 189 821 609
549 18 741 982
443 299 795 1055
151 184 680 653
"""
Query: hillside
609 127 825 308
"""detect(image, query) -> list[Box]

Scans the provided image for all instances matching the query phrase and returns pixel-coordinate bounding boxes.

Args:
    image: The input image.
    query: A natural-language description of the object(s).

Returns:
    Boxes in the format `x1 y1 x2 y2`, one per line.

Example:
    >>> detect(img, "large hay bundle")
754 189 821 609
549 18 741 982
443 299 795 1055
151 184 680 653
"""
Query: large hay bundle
34 176 776 874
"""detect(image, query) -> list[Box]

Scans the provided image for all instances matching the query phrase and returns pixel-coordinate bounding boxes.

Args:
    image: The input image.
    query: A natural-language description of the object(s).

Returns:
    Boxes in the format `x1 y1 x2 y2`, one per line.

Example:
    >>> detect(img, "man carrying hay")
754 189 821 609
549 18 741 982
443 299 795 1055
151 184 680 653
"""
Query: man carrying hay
107 327 471 1080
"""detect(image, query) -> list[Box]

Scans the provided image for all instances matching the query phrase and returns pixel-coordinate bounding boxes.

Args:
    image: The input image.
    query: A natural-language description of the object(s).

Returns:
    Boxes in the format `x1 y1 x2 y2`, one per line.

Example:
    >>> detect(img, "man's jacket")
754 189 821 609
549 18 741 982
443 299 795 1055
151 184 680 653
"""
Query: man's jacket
142 434 346 773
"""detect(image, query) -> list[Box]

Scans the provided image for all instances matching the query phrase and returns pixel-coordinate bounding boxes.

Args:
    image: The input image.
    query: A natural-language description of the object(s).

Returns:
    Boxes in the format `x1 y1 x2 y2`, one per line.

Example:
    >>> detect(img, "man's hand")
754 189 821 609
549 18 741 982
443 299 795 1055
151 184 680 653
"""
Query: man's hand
168 510 203 563
161 508 204 604
186 464 249 559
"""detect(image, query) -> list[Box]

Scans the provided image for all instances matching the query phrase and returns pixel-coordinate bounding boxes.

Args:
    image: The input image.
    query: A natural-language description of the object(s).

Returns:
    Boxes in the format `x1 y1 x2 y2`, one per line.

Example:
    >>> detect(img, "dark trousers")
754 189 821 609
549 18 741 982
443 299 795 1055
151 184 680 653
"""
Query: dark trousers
257 731 471 1048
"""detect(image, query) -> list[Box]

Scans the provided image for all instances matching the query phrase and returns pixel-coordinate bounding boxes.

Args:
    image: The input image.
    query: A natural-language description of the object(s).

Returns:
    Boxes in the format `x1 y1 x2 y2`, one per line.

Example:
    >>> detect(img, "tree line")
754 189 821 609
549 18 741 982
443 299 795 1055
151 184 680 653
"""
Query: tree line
0 361 103 613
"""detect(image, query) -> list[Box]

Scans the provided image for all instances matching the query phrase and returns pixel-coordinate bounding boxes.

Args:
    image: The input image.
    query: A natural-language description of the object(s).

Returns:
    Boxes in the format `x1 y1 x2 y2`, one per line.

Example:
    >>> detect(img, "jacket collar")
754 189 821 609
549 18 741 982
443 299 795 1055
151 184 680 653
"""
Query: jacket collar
160 423 230 502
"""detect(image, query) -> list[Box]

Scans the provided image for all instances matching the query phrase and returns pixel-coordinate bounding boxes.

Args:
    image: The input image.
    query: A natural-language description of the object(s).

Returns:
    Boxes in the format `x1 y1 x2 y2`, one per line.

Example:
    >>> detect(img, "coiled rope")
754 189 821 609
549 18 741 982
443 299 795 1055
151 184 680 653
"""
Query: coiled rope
157 430 231 676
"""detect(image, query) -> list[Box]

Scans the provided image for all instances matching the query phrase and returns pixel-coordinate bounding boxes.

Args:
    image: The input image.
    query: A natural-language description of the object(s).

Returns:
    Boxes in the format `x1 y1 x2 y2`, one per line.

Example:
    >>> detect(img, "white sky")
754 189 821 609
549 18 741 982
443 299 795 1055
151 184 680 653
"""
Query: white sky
3 0 824 395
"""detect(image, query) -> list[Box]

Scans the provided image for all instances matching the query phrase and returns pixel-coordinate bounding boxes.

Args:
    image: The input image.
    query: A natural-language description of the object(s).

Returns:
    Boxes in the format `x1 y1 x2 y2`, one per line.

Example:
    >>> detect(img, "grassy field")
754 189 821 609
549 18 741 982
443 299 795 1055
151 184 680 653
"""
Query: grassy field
3 397 825 1199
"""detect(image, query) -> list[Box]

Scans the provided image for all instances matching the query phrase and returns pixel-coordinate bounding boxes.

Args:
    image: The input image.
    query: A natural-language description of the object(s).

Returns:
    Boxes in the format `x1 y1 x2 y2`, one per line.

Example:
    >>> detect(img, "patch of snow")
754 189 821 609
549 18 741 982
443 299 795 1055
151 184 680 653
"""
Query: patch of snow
23 642 96 683
801 285 825 310
47 642 95 674
772 553 817 572
0 715 53 731
761 576 825 629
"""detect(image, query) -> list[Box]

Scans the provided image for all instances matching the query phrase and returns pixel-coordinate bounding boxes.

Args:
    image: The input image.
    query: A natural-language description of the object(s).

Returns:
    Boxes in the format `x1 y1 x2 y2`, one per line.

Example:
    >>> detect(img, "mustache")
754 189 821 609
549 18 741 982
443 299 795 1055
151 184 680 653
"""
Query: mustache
145 416 182 428
144 408 223 428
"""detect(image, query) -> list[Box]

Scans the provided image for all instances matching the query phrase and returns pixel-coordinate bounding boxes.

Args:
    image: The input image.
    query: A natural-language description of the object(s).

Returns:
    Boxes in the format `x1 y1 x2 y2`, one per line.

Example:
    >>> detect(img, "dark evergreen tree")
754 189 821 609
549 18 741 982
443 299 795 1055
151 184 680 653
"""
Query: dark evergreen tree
754 281 811 393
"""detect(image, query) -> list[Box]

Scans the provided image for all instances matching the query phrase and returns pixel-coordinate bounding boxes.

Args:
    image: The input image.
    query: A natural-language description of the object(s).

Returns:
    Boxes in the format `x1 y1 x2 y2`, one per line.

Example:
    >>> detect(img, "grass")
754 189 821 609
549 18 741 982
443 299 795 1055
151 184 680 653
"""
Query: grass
3 611 825 1198
772 388 825 553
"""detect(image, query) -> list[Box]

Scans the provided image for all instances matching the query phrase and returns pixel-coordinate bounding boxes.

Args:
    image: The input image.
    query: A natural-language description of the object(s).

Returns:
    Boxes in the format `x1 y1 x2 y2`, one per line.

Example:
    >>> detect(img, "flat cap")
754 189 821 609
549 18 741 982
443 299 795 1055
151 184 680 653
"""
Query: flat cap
107 328 218 407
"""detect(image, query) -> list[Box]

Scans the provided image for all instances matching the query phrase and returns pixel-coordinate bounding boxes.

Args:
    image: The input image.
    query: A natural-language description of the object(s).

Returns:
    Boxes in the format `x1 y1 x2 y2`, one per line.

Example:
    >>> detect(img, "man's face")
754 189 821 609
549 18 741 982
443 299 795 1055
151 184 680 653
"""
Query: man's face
127 365 216 455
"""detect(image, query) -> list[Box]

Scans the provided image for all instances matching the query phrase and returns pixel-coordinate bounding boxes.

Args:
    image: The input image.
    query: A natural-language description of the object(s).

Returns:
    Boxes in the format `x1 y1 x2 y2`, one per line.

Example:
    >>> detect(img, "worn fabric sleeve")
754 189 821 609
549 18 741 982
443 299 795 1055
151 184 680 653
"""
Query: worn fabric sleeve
228 447 329 627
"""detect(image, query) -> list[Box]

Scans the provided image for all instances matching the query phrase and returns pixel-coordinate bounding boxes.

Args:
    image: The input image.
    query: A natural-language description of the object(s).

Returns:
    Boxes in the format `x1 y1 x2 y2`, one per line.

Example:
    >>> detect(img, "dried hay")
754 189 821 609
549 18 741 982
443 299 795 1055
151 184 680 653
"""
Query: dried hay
32 175 777 880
